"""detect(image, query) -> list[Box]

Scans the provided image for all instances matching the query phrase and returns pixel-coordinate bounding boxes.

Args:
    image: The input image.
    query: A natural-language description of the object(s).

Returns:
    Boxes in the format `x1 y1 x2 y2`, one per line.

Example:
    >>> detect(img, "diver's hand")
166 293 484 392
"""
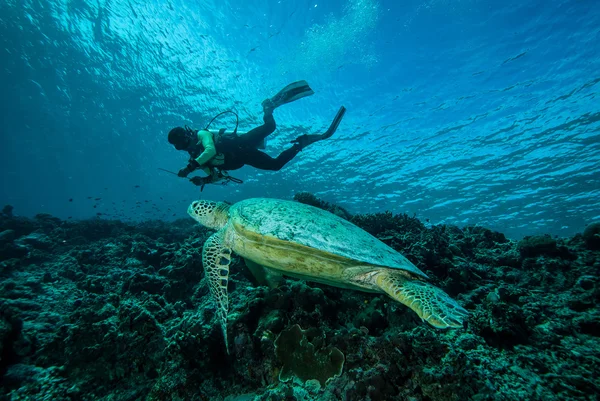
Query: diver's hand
190 176 209 191
178 167 191 177
178 160 200 177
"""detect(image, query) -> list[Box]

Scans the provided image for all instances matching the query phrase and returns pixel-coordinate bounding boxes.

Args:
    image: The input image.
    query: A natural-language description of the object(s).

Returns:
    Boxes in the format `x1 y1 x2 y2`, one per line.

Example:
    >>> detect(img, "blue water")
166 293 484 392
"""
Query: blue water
1 0 598 239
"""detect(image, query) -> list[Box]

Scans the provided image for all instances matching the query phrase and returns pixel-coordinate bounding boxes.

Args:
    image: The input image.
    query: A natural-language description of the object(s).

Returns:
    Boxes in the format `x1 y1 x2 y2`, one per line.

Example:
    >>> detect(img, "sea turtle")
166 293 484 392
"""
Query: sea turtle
188 198 468 352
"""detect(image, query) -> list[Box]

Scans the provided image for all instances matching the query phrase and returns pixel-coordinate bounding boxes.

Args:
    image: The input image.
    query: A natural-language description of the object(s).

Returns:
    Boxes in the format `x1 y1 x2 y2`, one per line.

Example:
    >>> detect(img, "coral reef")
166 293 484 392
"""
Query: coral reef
0 196 598 401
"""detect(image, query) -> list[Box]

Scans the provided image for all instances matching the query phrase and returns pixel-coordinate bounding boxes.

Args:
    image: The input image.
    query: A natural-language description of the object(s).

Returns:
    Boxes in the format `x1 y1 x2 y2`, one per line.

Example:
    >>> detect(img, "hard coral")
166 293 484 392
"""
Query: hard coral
2 205 14 218
582 222 600 250
517 235 558 258
274 324 344 386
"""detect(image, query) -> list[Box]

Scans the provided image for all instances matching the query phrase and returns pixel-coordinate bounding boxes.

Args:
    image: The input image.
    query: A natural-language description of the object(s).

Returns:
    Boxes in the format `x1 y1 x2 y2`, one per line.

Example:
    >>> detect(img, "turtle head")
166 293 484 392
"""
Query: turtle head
187 200 230 229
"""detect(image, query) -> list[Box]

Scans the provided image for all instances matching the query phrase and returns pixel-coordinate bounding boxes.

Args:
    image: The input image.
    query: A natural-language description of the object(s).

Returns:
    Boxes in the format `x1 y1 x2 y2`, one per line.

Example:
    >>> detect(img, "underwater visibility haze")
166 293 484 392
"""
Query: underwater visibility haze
1 0 600 400
0 0 598 238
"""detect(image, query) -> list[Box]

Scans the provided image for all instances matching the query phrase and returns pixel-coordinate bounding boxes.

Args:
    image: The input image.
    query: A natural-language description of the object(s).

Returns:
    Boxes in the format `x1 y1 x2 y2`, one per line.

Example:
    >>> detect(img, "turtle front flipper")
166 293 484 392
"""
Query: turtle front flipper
244 258 283 289
376 271 468 328
202 229 232 353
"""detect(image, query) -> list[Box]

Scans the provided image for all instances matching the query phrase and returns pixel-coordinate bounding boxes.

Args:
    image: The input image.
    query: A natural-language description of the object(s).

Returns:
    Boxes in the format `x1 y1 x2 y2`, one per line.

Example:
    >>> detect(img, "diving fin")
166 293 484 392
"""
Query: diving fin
321 105 346 139
292 106 346 150
262 80 315 112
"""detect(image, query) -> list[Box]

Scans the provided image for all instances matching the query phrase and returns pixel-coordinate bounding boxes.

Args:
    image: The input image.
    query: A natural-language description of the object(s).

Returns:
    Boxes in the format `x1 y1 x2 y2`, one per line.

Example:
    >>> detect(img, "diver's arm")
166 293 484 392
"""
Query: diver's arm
194 130 217 166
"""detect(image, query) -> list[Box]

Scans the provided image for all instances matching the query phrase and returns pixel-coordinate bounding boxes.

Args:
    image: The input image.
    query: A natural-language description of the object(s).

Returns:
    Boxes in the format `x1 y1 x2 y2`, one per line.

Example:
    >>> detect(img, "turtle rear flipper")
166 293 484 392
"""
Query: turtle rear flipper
376 272 468 328
203 229 232 353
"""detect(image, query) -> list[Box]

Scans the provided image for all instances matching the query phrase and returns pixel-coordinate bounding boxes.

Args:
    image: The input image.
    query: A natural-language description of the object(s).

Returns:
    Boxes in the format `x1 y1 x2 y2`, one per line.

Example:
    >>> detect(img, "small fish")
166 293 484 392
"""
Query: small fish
95 198 101 201
134 185 140 188
69 198 73 202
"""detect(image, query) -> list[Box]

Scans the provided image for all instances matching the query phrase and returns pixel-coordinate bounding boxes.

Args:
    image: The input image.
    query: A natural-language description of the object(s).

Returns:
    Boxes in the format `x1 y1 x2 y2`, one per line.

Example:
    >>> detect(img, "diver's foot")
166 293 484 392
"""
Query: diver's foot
292 134 323 150
262 98 275 114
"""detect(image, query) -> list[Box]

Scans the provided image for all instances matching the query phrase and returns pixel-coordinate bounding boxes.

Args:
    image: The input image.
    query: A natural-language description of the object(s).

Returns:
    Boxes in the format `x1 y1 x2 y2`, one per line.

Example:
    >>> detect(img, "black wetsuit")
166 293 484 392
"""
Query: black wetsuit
215 112 301 171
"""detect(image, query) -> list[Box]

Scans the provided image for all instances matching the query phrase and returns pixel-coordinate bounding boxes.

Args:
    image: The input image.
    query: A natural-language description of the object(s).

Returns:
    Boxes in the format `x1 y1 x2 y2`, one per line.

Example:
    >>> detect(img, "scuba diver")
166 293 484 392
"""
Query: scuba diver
167 80 346 190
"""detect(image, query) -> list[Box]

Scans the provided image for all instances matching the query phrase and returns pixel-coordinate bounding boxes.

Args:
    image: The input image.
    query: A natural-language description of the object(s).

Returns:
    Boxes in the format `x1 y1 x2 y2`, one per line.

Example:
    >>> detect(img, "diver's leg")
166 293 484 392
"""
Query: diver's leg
242 147 301 171
218 156 245 171
238 112 276 148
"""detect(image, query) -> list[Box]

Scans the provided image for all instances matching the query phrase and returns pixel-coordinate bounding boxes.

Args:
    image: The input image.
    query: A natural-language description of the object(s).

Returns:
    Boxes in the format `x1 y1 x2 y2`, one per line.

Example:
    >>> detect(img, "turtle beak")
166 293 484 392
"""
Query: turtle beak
187 202 198 220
